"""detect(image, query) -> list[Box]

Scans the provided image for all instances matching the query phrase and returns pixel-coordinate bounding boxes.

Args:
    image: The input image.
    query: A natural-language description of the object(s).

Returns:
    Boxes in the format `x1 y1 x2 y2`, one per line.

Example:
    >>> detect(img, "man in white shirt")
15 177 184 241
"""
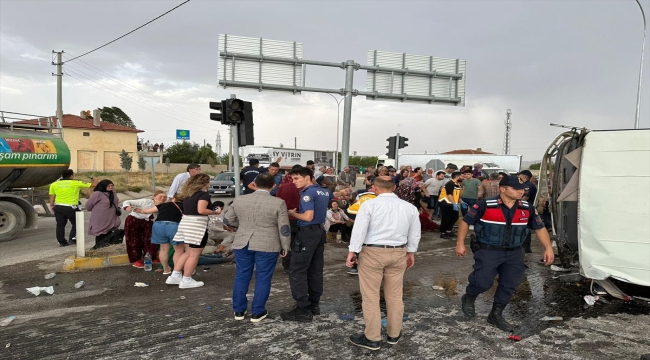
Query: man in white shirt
421 170 446 219
167 164 201 201
345 176 421 351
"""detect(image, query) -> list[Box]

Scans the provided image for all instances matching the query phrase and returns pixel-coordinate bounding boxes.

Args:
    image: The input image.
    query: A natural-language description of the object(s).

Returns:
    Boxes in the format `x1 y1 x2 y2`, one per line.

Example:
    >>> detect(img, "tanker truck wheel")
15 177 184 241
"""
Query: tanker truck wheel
0 202 27 242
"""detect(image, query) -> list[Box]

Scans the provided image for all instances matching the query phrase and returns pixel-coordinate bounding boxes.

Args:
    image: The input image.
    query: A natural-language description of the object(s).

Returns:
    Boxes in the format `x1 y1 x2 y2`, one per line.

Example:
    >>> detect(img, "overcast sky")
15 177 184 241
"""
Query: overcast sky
1 0 648 162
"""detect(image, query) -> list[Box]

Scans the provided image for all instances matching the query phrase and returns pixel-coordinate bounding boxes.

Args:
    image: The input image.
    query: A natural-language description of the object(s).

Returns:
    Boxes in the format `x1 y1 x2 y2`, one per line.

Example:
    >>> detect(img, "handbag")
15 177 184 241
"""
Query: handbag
103 192 121 216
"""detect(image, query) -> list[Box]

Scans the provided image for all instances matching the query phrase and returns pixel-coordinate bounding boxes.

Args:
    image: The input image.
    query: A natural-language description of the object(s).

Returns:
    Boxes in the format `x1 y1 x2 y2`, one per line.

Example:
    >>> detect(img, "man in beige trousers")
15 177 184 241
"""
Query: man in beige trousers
345 176 421 350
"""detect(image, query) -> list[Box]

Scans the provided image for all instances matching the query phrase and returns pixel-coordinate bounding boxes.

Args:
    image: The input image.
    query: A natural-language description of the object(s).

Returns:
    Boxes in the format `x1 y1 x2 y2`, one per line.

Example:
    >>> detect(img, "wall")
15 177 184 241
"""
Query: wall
62 128 139 172
142 162 228 175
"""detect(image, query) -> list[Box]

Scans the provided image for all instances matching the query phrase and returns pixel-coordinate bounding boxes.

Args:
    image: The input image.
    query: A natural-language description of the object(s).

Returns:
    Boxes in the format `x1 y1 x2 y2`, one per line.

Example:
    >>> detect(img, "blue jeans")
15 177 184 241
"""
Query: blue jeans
232 245 279 315
461 198 477 217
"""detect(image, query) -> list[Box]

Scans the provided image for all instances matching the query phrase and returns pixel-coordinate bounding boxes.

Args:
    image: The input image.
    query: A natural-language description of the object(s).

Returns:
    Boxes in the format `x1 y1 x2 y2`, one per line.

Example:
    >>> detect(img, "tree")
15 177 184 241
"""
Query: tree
97 106 136 128
529 162 541 170
119 150 133 183
137 155 146 172
164 157 171 174
162 141 217 164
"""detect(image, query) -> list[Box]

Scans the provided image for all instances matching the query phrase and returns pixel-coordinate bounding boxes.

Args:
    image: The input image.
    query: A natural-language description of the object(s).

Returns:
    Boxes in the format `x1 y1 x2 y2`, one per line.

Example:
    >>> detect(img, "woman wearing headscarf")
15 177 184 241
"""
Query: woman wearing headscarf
166 174 221 289
86 180 121 249
472 163 483 178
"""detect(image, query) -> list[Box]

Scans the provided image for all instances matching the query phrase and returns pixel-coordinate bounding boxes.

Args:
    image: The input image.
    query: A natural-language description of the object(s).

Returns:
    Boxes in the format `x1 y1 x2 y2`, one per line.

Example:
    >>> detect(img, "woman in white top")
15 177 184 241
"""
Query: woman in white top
122 190 166 268
324 200 353 242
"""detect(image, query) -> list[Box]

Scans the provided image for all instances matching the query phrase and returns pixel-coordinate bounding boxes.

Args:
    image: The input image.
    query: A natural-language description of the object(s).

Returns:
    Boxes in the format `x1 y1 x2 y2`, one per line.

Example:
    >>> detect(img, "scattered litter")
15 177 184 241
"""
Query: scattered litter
206 306 212 310
177 335 184 339
591 282 607 295
584 295 599 306
134 282 149 287
508 335 522 342
339 314 355 320
622 295 632 302
74 281 85 289
26 286 54 296
435 294 445 298
550 302 557 305
550 265 571 272
203 267 210 271
540 316 563 321
180 296 186 300
5 343 10 348
431 285 445 291
165 314 172 317
0 316 16 327
44 273 56 279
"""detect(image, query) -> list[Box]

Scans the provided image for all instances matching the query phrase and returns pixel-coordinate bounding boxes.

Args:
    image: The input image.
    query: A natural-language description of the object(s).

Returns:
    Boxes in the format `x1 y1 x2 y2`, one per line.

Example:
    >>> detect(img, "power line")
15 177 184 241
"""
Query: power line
63 67 219 132
62 53 208 119
64 0 191 63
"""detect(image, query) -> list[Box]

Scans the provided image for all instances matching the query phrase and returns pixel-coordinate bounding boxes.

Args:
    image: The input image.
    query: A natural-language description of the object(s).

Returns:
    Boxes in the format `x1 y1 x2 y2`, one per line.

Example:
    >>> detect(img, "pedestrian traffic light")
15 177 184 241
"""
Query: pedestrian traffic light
398 136 409 149
223 98 245 125
209 101 224 122
237 100 254 146
386 136 397 159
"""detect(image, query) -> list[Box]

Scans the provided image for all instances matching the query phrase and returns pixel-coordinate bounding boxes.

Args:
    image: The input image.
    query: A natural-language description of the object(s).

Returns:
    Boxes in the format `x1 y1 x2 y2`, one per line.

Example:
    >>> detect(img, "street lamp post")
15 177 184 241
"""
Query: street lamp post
634 0 647 129
326 93 344 171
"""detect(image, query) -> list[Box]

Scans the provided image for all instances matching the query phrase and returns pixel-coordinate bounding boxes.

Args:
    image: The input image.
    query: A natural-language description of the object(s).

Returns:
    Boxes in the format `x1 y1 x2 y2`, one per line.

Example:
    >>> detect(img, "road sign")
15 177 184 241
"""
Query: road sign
365 50 466 106
176 129 190 140
218 34 303 93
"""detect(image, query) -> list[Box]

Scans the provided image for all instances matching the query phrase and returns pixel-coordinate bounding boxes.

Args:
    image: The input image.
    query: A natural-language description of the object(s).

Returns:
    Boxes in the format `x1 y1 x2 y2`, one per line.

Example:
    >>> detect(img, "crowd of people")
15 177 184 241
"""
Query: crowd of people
47 158 551 351
137 140 165 152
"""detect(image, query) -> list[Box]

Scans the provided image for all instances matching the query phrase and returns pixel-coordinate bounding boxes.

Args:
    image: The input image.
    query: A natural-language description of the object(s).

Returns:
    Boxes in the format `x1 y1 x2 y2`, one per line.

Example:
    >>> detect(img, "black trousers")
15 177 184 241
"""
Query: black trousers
440 203 459 234
465 247 526 304
327 223 349 239
54 205 77 244
289 226 325 308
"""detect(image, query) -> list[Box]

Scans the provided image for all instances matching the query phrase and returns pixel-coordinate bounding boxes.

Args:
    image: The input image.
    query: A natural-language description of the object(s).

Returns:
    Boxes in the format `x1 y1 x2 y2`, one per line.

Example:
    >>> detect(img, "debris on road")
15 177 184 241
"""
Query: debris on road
44 273 56 279
508 335 522 342
584 295 599 306
539 316 563 321
206 306 212 310
180 296 186 299
5 343 10 348
339 314 355 320
26 286 54 296
550 265 571 272
74 281 85 289
431 285 445 290
134 282 149 287
0 316 16 327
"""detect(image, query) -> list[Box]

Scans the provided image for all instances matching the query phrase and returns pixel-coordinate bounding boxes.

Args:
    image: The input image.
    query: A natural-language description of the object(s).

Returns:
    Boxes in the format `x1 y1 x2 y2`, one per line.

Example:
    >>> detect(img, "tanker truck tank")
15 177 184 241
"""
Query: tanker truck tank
0 119 71 242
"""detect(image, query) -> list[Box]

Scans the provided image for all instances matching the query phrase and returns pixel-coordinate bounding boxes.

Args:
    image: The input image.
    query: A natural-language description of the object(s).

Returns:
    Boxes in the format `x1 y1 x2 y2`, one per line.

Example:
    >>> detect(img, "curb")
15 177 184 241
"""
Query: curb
62 254 130 271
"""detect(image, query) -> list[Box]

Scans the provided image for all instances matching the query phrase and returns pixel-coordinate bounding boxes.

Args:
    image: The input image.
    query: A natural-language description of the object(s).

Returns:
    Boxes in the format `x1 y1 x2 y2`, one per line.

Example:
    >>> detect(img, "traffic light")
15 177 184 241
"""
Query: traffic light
209 101 224 122
398 136 409 149
237 100 254 146
223 98 245 125
386 136 397 159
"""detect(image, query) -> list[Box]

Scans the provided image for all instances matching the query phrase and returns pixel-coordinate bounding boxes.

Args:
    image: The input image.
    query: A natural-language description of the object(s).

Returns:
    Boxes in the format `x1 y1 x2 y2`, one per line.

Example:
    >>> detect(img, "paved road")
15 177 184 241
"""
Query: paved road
1 225 649 359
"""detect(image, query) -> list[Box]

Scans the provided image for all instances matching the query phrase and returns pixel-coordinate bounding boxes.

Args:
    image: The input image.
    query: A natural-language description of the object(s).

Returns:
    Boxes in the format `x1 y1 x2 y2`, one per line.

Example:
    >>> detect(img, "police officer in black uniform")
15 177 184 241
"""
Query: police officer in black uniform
281 166 333 322
455 175 554 331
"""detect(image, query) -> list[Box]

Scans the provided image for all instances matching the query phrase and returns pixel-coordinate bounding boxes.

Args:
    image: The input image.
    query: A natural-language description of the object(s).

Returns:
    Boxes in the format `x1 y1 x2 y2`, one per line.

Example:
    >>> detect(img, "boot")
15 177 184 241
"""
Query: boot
461 294 477 317
487 303 514 332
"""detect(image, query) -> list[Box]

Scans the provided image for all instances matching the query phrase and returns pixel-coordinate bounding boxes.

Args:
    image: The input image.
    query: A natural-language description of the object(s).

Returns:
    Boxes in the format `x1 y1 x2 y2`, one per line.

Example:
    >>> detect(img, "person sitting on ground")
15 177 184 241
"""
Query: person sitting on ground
134 192 186 274
122 191 166 268
325 200 353 242
86 180 121 249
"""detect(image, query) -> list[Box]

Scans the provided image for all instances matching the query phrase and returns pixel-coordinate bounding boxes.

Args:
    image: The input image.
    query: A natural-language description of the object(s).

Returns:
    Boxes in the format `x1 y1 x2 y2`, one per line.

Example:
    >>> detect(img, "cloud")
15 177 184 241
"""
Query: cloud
0 86 23 95
20 53 48 61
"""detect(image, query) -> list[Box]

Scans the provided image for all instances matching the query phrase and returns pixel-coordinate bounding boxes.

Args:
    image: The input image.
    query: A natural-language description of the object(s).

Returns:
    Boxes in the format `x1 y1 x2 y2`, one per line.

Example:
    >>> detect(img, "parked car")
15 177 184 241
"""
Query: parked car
209 172 235 196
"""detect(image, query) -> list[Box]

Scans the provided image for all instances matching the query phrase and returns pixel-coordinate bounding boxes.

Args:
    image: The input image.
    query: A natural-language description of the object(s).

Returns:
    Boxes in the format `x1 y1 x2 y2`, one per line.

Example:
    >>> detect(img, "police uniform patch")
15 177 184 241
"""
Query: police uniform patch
473 204 480 209
302 195 311 202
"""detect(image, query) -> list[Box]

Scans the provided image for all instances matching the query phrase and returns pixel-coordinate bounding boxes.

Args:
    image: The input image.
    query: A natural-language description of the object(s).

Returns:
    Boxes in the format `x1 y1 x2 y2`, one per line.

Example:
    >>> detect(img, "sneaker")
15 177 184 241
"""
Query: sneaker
386 331 403 345
250 311 268 323
132 261 145 269
59 242 70 247
348 333 381 351
179 278 204 289
280 306 313 322
347 268 358 275
234 311 247 321
165 276 181 285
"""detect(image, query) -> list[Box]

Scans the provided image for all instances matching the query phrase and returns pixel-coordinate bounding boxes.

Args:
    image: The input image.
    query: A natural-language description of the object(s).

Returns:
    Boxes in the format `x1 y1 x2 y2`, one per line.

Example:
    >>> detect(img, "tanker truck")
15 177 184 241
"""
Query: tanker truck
0 117 71 242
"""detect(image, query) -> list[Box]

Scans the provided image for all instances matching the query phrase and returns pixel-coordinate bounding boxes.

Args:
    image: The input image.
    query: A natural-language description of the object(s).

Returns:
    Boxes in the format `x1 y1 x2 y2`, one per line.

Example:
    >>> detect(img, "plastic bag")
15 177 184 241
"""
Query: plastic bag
26 286 54 296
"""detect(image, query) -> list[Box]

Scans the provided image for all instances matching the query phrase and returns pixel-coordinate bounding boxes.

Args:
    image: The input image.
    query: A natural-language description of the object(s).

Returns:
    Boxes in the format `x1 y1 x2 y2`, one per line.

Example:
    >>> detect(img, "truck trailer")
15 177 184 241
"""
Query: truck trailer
0 117 71 242
377 153 522 174
241 146 335 170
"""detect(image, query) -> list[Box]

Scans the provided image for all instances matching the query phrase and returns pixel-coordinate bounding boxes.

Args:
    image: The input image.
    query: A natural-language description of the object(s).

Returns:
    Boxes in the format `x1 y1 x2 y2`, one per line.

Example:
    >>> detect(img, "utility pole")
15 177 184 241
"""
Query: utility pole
394 133 401 169
341 60 355 168
294 137 297 149
503 109 512 155
216 131 222 157
52 51 63 127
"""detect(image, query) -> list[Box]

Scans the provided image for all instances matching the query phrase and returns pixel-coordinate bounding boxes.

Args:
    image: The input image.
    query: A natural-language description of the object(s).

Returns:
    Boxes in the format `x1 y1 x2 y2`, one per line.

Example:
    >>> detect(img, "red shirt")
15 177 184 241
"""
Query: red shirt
277 182 300 220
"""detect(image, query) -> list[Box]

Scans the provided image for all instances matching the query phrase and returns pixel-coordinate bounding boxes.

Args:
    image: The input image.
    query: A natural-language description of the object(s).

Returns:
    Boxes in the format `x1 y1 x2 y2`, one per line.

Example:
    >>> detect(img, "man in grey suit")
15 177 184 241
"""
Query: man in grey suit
224 173 291 323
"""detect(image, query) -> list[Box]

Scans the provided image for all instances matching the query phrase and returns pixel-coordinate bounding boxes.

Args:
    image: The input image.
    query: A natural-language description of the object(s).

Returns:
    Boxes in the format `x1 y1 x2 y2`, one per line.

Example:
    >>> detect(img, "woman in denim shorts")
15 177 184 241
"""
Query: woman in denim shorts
135 194 185 274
